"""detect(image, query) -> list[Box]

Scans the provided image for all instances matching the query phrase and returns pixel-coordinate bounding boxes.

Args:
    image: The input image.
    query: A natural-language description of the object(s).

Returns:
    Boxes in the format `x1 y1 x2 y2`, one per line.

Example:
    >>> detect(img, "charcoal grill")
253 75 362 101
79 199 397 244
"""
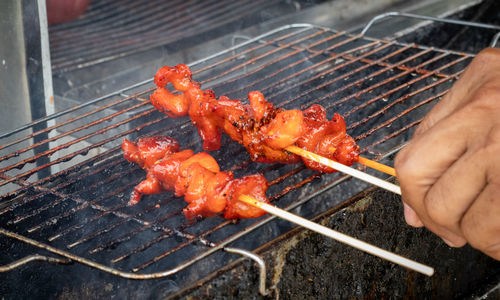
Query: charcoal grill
1 10 500 298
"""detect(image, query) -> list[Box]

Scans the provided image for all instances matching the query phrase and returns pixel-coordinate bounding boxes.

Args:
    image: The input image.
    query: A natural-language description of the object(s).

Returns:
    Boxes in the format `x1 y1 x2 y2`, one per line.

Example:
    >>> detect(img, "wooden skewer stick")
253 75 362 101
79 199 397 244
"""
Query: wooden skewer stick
239 195 434 276
327 146 396 176
285 146 401 195
357 156 396 177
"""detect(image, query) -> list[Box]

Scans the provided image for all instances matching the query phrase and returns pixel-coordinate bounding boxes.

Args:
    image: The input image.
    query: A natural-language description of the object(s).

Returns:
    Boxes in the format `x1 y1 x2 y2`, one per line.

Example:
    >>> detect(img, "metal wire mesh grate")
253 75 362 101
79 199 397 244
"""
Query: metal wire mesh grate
48 0 313 72
0 24 473 281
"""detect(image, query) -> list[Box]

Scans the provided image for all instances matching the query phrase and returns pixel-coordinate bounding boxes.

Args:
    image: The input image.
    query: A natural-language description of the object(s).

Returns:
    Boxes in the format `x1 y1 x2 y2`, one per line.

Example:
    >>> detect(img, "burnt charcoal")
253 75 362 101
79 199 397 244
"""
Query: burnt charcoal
172 186 500 299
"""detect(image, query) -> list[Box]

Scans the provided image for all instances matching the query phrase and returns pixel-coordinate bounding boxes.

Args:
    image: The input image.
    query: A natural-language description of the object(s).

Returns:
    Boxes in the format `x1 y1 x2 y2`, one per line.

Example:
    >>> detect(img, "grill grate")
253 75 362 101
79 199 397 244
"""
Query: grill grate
0 25 472 282
48 0 316 73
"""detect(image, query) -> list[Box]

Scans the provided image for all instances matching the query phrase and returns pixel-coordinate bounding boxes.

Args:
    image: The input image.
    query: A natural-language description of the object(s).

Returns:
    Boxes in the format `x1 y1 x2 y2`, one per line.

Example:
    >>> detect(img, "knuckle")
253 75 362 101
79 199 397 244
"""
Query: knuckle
394 147 411 177
484 243 500 261
461 210 498 253
413 116 434 137
394 148 419 204
470 85 500 107
461 213 483 249
475 47 500 63
484 124 500 147
424 191 452 228
472 48 500 72
478 143 500 185
424 201 442 224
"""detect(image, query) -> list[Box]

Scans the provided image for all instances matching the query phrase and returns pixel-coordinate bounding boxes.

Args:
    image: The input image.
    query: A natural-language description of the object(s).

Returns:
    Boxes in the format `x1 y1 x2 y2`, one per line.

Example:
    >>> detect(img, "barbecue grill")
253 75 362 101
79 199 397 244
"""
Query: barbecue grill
1 0 500 298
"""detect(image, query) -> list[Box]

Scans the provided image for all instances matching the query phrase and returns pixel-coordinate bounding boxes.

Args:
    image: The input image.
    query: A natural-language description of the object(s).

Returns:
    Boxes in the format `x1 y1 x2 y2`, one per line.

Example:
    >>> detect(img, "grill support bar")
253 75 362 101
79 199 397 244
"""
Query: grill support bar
0 254 71 272
361 11 500 36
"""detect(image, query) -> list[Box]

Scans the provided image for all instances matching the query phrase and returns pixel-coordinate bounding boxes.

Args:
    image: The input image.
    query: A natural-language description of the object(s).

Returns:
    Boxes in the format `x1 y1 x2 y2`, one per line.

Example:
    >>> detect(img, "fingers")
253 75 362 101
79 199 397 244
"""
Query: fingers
403 202 423 227
420 141 492 245
396 107 471 191
461 182 500 260
422 121 497 231
395 48 500 259
396 103 494 246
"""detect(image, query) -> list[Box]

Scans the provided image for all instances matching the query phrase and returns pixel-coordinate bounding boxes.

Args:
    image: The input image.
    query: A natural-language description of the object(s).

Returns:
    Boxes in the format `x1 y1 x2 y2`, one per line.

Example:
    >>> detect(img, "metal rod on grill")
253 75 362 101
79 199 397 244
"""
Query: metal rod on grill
238 195 433 276
285 146 401 195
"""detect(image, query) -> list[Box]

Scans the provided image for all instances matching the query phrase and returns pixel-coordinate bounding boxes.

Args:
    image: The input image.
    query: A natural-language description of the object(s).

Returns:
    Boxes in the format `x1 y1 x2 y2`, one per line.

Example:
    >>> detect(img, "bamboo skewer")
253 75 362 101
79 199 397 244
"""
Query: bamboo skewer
238 195 434 276
357 156 396 176
285 146 401 195
326 146 396 176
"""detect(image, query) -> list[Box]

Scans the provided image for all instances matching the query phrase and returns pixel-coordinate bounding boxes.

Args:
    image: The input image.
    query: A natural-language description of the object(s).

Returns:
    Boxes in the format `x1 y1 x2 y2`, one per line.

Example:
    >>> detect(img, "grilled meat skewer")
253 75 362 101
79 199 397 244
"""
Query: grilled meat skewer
150 64 359 173
122 136 269 219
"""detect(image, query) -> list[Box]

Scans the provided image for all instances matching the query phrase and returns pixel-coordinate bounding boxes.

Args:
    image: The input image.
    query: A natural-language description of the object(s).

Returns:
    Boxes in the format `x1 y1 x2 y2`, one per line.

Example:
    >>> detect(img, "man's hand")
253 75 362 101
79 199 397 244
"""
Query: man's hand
395 48 500 260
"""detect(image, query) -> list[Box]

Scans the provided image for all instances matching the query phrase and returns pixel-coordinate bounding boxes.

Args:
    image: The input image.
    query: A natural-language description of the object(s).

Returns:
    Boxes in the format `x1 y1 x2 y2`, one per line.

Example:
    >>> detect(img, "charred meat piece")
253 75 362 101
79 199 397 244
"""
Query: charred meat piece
122 136 269 219
150 64 359 172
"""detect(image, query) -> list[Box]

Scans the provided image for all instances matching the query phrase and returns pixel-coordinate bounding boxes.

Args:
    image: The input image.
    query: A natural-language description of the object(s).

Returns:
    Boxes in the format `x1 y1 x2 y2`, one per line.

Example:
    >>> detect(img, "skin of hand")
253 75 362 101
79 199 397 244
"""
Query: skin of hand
395 47 500 260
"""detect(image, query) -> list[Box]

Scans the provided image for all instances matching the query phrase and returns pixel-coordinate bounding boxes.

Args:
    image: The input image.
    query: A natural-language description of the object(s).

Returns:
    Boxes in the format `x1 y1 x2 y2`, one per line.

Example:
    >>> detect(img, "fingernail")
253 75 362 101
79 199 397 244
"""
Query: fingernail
442 236 466 248
403 203 423 227
442 238 459 247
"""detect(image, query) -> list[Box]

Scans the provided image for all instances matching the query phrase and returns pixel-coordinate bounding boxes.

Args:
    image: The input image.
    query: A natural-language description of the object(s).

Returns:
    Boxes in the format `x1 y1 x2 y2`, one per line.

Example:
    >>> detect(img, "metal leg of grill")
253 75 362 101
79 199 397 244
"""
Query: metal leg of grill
224 247 271 296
